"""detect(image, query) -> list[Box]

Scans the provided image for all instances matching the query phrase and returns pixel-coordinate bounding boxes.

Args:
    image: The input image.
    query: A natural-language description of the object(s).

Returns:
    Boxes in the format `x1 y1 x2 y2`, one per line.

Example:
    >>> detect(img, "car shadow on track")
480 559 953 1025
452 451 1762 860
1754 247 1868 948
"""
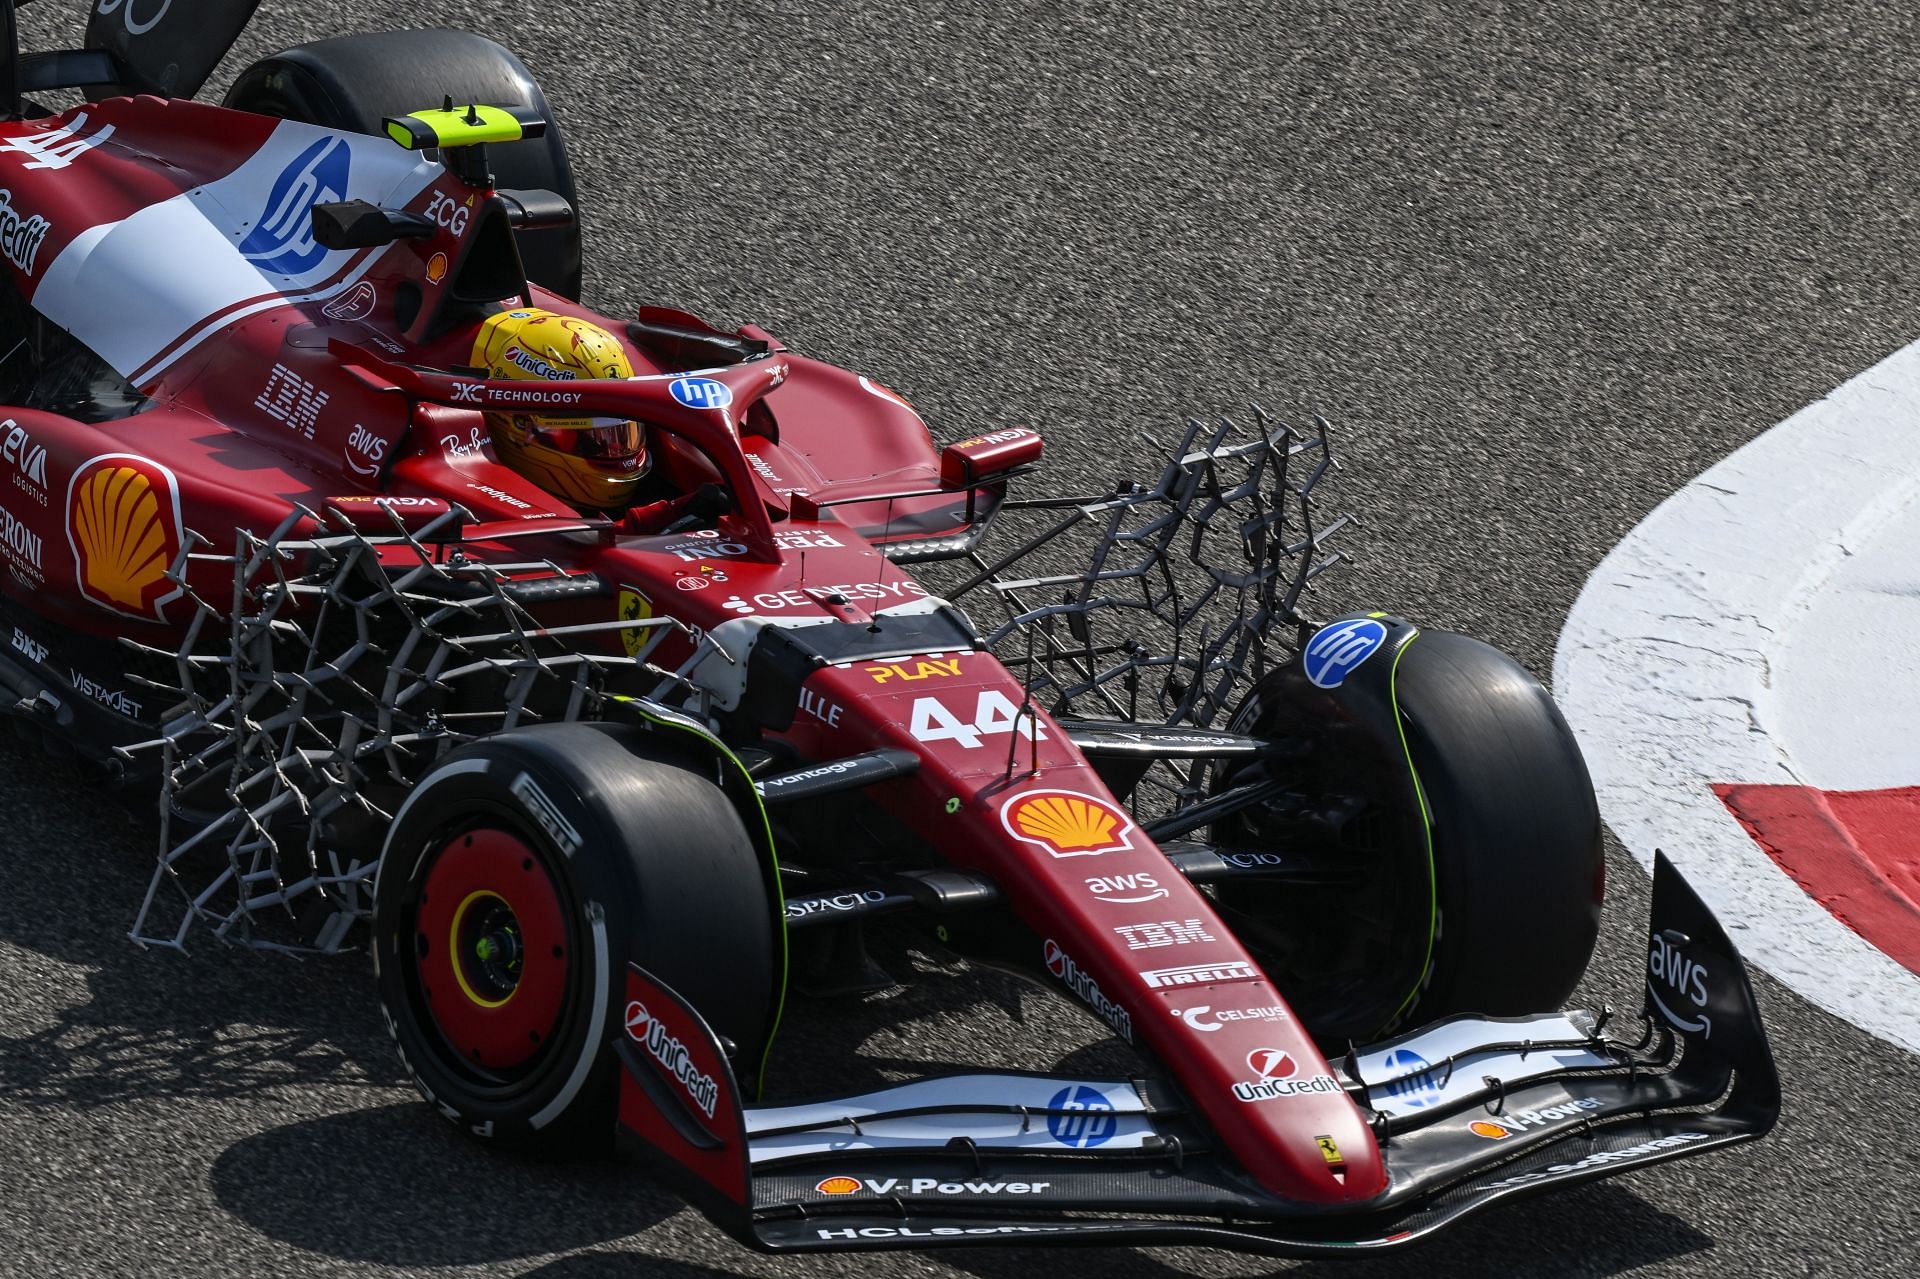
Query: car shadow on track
209 1102 679 1266
516 1259 752 1279
0 739 399 1109
938 1180 1712 1278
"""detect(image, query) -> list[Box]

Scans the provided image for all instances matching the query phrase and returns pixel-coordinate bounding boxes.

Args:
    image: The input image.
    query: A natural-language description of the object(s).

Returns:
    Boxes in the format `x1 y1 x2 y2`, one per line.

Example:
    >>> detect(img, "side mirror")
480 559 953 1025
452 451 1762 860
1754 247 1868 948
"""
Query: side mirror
311 200 436 250
939 427 1043 489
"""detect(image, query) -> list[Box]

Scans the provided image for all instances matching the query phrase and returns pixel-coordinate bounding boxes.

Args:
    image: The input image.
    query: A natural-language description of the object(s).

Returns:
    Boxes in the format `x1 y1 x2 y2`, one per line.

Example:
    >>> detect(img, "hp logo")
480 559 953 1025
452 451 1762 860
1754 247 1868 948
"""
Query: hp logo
239 136 351 276
1302 617 1388 689
1379 1048 1443 1108
1046 1084 1117 1148
669 376 732 410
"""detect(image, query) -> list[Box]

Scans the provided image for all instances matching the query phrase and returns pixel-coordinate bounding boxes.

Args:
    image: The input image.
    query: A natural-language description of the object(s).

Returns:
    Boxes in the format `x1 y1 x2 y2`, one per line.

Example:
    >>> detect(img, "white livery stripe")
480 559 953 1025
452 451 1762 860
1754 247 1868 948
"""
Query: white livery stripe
32 119 438 382
745 1074 1154 1160
1354 1014 1612 1119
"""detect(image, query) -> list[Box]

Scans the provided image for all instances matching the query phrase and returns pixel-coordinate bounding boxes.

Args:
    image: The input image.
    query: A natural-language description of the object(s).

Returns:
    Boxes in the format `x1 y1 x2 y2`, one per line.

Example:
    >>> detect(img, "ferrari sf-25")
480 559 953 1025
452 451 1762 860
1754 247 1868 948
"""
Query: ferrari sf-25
0 0 1775 1256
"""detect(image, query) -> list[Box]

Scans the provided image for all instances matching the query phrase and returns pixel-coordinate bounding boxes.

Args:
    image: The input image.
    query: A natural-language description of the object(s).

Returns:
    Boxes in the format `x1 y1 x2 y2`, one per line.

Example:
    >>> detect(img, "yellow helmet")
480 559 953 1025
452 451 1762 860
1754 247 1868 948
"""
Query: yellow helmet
470 308 647 510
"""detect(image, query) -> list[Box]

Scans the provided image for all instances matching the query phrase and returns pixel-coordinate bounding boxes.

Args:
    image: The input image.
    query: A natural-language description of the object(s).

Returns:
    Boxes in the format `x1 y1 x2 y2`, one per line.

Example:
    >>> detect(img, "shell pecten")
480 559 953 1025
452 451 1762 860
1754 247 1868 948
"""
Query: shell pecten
1005 790 1131 855
74 463 169 610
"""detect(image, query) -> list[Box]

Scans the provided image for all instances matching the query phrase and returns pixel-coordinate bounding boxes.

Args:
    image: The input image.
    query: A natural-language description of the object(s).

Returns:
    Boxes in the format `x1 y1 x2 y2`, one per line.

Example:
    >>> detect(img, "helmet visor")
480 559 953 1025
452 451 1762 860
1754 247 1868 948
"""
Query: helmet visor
534 417 643 463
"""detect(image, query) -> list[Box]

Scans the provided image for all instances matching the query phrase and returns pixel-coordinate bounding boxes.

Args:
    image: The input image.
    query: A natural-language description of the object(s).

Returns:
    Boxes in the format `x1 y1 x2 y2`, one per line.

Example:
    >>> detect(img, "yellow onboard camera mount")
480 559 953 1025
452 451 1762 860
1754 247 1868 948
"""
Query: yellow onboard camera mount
381 97 548 188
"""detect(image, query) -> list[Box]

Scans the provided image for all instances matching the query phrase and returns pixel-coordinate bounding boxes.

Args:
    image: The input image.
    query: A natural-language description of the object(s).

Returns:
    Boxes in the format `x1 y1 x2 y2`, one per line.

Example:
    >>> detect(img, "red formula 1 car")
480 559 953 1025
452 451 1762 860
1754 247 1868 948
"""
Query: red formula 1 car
0 1 1777 1258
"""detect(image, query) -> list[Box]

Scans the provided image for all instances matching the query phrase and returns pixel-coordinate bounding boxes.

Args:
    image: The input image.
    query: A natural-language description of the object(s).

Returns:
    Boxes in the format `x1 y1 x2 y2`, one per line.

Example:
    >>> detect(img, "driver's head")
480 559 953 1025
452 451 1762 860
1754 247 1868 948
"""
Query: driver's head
471 308 647 510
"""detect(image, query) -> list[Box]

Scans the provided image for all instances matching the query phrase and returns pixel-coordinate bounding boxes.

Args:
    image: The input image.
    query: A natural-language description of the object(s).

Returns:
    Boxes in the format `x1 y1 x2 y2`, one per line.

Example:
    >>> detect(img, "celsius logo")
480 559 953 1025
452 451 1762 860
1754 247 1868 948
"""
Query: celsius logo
1378 1048 1443 1108
1303 617 1388 689
1046 1084 1117 1149
669 376 732 410
1174 1003 1289 1033
239 136 351 275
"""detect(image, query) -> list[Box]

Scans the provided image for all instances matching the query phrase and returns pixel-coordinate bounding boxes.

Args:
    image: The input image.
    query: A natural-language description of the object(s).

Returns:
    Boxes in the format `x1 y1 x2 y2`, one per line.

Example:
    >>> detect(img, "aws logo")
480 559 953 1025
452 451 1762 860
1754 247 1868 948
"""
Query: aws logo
345 424 387 477
1084 871 1165 904
239 135 350 276
1648 933 1714 1039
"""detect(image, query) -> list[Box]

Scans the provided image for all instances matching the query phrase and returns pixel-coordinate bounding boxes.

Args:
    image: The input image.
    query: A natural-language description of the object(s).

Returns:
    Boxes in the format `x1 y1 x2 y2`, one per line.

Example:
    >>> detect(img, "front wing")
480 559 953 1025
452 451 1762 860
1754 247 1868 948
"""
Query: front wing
613 852 1778 1257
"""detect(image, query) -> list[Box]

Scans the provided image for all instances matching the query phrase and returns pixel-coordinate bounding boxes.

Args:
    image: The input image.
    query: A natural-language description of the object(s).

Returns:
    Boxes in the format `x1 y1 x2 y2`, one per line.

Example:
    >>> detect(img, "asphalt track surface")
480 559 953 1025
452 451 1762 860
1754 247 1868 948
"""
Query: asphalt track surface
3 2 1917 1276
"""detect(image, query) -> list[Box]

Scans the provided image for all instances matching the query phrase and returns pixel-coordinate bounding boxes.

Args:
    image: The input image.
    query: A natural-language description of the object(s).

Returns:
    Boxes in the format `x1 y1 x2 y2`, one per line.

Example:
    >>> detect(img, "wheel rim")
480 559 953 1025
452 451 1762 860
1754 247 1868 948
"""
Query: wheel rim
414 827 570 1074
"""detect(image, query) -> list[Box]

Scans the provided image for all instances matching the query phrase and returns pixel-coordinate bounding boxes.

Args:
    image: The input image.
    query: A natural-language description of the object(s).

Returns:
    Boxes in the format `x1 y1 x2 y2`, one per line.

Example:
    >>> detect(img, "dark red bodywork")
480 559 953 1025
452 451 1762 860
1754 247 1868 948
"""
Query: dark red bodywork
0 95 1386 1204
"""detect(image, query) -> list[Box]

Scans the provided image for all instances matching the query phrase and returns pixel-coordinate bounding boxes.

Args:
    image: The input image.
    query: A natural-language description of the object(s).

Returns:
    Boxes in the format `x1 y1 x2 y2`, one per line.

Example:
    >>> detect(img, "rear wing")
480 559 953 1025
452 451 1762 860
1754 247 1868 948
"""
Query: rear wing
613 851 1777 1257
84 0 264 99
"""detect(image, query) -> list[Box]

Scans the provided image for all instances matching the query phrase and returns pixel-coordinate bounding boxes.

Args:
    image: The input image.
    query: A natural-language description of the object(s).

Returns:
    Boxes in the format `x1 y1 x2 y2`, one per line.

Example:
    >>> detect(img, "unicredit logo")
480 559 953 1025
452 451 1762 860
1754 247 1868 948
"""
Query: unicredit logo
624 999 719 1117
1044 939 1068 978
1233 1046 1340 1104
1246 1047 1296 1080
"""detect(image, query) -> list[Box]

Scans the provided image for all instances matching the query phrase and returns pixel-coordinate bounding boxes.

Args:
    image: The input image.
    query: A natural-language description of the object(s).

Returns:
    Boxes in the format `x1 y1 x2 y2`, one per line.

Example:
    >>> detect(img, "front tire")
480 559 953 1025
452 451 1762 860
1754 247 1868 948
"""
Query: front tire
1212 625 1603 1045
372 723 776 1150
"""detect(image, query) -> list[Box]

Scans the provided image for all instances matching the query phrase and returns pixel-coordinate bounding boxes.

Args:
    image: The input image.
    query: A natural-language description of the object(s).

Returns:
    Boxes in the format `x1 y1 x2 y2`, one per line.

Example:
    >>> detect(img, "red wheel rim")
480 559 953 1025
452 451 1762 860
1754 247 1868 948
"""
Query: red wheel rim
415 827 569 1073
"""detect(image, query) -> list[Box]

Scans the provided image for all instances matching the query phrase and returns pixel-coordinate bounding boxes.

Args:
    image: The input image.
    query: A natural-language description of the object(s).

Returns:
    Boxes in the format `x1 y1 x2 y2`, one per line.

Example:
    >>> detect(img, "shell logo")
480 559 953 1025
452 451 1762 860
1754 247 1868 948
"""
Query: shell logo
1469 1120 1512 1140
426 251 449 284
815 1176 862 1196
66 454 184 622
1001 788 1135 858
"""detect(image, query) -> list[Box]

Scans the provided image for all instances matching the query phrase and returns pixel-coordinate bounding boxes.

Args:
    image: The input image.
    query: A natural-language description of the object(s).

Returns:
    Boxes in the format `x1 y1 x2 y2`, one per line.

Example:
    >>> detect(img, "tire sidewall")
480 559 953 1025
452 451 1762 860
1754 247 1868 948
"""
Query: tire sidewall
1392 632 1604 1017
1217 621 1602 1036
374 744 630 1144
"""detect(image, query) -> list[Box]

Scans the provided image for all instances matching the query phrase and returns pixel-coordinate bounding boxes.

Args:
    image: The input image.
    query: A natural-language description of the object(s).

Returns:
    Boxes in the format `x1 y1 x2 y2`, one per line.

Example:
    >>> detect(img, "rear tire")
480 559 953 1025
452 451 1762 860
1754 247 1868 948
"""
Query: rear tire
1212 628 1603 1044
224 29 584 299
372 723 776 1150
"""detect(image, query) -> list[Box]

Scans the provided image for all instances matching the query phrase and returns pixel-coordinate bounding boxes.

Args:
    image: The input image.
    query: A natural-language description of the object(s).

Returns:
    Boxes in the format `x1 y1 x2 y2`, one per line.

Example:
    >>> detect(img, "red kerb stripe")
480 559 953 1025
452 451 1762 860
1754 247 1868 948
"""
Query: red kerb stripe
1714 782 1920 976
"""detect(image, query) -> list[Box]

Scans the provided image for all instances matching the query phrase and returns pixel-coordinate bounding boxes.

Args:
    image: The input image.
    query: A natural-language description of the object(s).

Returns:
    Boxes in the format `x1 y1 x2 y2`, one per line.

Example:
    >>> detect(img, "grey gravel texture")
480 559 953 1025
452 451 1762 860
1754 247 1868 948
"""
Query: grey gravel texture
3 1 1918 1276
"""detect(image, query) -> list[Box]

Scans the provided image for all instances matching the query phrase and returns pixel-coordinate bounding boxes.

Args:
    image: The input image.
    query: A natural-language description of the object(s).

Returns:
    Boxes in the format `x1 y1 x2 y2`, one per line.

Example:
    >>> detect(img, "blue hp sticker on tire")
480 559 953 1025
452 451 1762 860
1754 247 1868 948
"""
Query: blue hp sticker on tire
1303 617 1389 689
669 376 732 409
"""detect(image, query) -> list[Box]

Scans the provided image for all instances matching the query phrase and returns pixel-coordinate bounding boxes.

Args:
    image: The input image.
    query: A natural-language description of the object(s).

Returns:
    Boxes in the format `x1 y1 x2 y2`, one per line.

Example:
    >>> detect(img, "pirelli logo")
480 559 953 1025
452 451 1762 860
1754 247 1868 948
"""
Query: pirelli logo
511 772 581 857
1140 960 1258 989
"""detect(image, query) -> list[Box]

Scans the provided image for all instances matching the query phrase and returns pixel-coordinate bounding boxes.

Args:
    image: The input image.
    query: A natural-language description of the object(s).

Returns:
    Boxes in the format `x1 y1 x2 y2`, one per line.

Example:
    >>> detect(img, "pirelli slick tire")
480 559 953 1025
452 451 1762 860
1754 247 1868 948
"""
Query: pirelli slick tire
224 29 584 299
1215 625 1603 1045
372 723 775 1151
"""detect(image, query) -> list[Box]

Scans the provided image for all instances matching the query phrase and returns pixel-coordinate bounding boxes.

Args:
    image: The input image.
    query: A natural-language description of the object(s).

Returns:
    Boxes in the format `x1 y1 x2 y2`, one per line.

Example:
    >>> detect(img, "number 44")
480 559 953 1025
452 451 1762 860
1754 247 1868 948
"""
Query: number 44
910 691 1047 750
